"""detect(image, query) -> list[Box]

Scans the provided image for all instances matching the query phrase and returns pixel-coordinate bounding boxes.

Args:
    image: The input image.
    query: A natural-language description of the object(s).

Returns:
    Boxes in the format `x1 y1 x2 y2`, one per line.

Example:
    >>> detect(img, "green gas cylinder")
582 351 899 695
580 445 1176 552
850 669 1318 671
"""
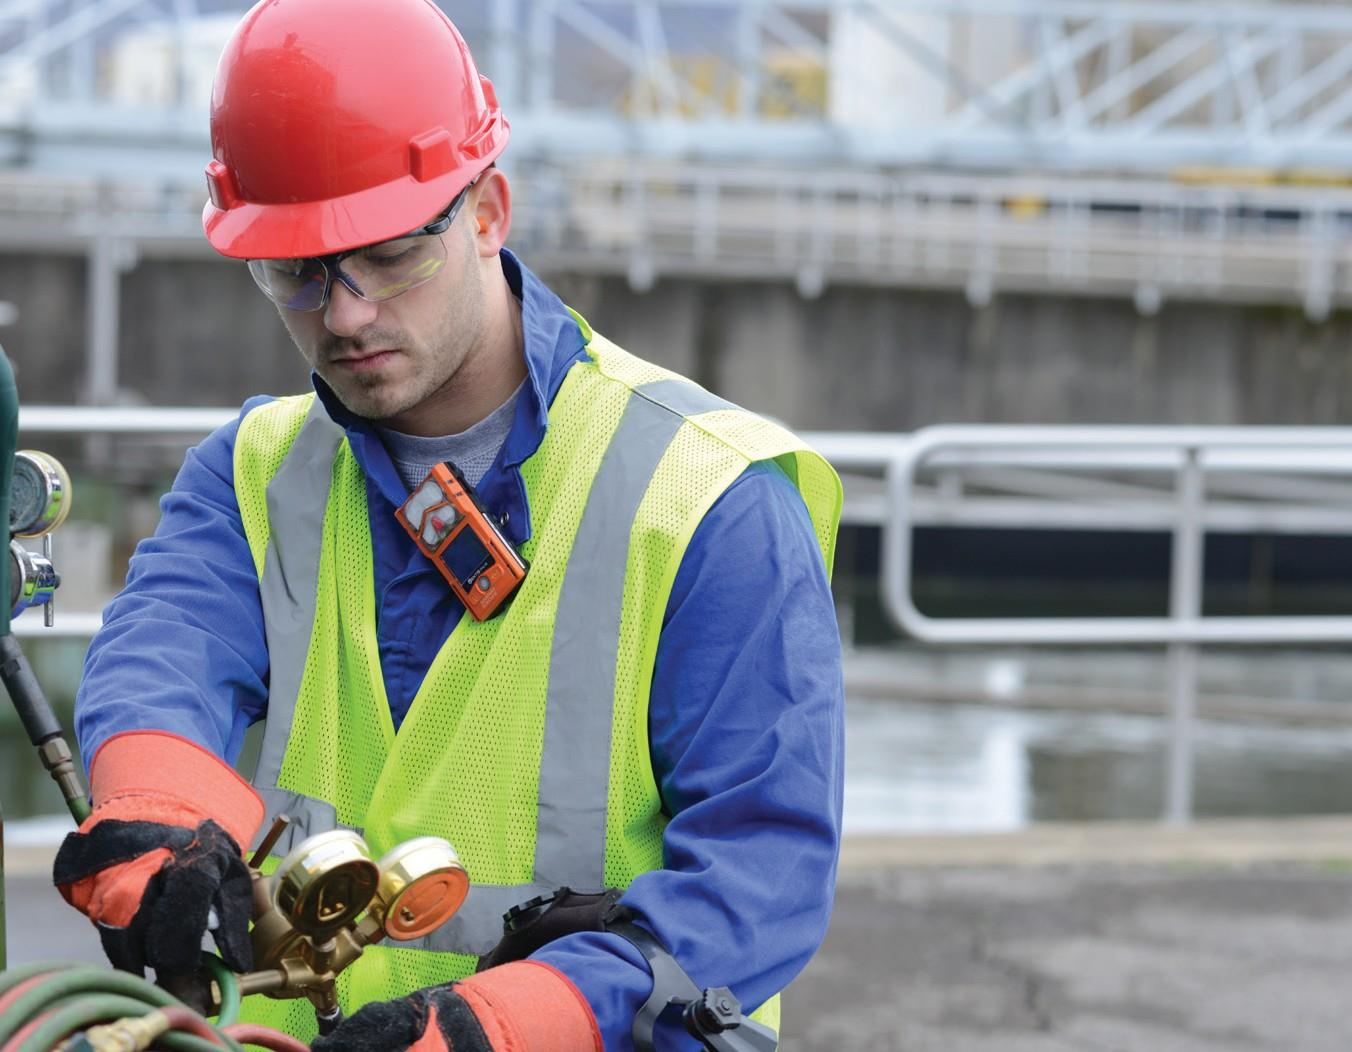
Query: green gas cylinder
0 346 16 971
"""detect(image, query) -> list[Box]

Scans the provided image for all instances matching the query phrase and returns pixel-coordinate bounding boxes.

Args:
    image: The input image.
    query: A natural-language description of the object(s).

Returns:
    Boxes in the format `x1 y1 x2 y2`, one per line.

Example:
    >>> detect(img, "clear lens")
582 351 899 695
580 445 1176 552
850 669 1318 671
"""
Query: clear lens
248 231 449 311
342 236 448 302
248 257 329 311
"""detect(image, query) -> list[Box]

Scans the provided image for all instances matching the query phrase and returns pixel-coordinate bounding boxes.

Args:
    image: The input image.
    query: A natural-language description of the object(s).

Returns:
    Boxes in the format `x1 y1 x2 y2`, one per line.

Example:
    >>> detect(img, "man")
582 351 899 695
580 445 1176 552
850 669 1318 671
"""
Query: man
53 0 844 1048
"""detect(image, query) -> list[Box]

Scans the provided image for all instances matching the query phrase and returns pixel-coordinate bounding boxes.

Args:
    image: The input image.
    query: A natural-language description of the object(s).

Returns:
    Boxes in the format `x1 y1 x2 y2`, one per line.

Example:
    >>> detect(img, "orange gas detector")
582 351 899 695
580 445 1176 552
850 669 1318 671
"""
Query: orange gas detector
395 462 528 620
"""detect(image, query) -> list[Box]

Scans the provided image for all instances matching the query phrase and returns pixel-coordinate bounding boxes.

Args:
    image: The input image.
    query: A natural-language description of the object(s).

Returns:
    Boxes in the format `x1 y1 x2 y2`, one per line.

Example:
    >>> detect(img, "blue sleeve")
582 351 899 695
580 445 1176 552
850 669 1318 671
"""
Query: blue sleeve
532 462 845 1050
74 397 275 772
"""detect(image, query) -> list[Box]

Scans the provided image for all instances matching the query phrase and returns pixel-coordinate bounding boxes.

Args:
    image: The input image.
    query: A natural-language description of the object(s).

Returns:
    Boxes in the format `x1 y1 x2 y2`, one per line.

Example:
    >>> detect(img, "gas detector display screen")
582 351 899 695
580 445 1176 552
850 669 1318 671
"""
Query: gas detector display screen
443 526 494 586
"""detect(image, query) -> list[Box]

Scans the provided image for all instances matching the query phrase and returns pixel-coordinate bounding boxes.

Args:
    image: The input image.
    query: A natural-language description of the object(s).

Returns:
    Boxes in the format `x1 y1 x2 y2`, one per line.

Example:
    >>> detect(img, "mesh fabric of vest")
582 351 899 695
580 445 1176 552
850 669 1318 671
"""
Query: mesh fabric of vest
228 332 841 1041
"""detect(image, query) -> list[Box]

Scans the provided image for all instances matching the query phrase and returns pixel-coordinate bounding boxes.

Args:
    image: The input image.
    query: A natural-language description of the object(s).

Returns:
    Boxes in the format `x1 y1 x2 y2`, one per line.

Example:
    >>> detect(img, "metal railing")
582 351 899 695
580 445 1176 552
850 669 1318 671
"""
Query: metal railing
6 163 1352 411
532 163 1352 318
15 409 1352 824
10 405 235 639
882 425 1352 822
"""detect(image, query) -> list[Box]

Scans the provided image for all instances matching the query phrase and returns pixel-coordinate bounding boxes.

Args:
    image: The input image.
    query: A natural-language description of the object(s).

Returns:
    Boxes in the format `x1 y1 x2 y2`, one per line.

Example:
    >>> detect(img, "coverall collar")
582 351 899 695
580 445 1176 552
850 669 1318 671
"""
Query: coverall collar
310 248 588 544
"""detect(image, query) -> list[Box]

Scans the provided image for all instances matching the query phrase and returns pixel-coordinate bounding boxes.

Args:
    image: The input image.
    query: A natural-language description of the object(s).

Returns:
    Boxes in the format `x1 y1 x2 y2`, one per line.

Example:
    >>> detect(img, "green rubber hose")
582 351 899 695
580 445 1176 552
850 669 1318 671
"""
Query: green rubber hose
0 961 69 998
0 967 178 1045
15 998 251 1052
0 960 299 1052
162 1035 245 1052
200 954 241 1026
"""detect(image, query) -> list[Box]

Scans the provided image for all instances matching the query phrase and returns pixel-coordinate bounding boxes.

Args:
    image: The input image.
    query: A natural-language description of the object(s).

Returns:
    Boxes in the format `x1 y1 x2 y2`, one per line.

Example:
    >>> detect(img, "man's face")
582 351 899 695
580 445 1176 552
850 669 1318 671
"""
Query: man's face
275 202 488 427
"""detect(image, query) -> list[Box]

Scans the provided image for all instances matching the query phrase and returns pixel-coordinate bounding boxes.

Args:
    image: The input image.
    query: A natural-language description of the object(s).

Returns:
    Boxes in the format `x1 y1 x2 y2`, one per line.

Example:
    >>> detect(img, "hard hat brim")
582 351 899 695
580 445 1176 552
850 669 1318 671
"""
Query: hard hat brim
202 166 490 261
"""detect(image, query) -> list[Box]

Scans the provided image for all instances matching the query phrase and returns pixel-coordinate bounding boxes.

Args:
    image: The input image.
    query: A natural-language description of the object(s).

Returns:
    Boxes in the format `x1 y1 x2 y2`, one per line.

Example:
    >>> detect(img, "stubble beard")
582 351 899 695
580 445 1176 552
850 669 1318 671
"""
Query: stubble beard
284 228 486 427
321 331 470 424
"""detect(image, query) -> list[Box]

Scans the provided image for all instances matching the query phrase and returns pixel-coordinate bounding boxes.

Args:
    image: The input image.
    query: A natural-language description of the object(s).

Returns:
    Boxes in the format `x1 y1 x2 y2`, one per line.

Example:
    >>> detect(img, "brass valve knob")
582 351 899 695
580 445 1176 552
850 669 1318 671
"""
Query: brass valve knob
272 829 381 940
373 837 469 941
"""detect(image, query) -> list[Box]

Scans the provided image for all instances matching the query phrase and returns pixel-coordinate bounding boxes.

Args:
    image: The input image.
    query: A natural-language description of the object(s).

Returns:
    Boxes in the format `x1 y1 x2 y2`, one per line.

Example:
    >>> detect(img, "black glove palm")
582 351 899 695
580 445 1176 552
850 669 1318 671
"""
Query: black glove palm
311 985 492 1052
53 817 254 976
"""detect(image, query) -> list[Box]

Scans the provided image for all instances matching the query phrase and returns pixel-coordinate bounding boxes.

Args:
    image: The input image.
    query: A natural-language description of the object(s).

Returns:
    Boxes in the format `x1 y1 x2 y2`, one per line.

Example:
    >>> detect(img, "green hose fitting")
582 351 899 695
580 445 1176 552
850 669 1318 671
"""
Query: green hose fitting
14 993 163 1052
68 1007 172 1052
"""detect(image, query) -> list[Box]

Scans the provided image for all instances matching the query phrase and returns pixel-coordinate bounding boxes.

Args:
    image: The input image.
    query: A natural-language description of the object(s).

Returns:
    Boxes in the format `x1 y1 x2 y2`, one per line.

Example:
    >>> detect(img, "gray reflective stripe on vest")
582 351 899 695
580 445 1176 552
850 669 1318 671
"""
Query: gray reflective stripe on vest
635 379 736 418
420 385 692 956
254 788 353 857
534 387 687 886
398 881 557 955
250 378 709 957
249 399 344 854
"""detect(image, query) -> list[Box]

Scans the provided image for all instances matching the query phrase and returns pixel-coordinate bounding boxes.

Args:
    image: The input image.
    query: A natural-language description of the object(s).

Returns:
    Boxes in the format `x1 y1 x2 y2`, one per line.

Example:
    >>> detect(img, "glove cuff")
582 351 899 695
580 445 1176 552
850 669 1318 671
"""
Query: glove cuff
456 961 603 1052
88 730 265 851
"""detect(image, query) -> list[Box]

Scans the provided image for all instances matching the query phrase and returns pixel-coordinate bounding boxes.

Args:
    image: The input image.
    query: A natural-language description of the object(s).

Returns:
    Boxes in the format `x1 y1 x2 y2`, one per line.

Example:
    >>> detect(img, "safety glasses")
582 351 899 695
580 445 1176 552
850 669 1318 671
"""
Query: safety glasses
247 181 476 312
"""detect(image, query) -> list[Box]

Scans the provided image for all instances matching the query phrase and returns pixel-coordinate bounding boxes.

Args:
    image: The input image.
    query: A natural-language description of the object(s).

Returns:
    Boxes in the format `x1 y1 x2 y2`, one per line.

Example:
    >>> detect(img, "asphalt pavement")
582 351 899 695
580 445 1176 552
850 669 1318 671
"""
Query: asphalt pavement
7 820 1352 1050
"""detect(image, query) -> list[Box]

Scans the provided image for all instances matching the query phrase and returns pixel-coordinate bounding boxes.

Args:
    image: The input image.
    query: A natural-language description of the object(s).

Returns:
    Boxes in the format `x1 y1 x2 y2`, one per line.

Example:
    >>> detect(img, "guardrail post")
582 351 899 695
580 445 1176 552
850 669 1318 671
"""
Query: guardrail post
85 235 135 407
1165 446 1205 824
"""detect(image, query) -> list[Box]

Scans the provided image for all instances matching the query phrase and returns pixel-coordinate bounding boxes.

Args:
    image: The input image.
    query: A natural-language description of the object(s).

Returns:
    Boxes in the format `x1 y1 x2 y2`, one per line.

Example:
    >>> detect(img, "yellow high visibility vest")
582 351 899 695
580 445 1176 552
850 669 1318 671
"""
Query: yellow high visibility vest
230 317 841 1041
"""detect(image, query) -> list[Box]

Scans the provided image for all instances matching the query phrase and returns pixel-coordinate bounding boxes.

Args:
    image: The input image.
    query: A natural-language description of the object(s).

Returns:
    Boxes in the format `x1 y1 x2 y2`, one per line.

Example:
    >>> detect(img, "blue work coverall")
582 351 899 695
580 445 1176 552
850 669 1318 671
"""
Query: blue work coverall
75 250 846 1050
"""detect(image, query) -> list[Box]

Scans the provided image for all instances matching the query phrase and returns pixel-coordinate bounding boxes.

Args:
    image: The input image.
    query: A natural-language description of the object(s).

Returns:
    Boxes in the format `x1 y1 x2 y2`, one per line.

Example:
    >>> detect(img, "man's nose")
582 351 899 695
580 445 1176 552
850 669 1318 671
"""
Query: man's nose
323 275 380 337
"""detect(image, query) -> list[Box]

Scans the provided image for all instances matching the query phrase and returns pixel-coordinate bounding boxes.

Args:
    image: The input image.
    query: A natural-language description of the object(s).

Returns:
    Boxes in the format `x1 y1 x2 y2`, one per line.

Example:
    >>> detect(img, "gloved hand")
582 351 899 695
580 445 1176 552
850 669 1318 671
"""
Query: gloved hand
311 961 603 1052
52 730 265 976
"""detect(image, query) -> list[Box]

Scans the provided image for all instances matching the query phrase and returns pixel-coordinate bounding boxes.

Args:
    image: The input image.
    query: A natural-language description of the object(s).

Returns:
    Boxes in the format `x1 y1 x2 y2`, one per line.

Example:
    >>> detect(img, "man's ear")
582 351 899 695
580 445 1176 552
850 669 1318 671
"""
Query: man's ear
471 168 511 256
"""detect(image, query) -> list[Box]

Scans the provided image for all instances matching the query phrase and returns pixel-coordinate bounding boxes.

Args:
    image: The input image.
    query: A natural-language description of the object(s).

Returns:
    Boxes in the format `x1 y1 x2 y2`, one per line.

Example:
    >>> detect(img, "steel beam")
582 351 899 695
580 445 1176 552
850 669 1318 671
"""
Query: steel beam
6 1 1352 172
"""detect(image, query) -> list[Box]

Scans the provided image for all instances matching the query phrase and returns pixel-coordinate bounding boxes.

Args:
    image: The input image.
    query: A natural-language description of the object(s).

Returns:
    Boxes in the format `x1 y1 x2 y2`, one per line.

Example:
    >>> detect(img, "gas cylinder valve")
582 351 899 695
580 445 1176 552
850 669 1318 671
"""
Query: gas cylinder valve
10 539 58 619
8 449 71 626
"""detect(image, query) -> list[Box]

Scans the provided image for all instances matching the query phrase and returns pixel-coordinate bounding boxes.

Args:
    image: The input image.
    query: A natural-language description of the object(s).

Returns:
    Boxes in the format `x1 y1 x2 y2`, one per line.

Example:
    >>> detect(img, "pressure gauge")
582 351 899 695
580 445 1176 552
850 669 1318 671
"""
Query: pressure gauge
374 837 468 940
10 450 70 538
273 829 381 940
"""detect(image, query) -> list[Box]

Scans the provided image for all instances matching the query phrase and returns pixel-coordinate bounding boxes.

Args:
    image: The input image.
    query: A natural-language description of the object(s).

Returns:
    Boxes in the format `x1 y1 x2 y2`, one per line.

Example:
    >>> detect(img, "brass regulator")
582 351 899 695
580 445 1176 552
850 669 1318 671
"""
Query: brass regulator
224 816 469 1025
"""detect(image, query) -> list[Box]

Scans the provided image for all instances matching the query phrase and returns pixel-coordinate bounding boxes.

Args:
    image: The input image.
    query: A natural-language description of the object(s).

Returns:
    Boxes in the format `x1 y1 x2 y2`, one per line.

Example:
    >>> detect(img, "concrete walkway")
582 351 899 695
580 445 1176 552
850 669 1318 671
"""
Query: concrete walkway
8 820 1352 1050
789 819 1352 1051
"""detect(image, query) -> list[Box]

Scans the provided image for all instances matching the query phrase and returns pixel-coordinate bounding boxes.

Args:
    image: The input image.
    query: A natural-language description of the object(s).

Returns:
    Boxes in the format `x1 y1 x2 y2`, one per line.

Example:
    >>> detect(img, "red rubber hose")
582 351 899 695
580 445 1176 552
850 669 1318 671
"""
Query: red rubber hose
0 1008 56 1052
0 975 54 1018
162 1006 230 1046
222 1024 311 1052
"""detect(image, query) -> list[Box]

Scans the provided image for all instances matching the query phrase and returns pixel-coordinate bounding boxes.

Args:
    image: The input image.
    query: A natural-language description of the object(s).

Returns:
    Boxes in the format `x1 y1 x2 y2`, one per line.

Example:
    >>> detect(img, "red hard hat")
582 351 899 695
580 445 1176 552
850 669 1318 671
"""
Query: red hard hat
202 0 509 260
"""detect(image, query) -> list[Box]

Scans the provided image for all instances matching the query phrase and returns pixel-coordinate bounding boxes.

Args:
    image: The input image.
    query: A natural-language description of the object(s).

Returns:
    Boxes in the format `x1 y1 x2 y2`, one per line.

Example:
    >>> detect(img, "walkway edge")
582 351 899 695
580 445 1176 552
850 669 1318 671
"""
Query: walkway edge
841 816 1352 870
12 817 1352 878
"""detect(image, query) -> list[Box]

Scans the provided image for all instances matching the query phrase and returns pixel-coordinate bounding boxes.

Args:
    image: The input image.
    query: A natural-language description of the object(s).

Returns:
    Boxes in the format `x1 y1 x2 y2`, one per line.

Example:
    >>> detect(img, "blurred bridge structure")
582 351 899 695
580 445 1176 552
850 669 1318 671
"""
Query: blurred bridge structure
5 0 1352 401
7 2 1352 836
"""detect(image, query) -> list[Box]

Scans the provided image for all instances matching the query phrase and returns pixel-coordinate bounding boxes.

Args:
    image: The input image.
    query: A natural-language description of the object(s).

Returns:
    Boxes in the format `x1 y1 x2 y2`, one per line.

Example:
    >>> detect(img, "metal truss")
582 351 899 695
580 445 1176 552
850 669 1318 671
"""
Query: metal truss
4 159 1352 320
6 0 1352 357
9 1 1352 174
513 160 1352 319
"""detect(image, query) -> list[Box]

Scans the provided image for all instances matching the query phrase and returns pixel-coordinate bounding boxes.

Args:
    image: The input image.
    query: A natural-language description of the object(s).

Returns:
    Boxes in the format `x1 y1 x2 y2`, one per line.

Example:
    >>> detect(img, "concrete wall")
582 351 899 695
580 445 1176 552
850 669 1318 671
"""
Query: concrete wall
551 272 1352 430
5 252 1352 429
0 255 92 403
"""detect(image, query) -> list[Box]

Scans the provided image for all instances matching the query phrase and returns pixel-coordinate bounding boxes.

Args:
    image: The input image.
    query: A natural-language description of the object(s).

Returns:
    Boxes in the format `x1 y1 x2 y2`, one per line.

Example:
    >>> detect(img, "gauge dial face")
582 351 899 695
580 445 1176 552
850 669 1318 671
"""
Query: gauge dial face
273 829 380 938
10 451 70 537
376 837 468 940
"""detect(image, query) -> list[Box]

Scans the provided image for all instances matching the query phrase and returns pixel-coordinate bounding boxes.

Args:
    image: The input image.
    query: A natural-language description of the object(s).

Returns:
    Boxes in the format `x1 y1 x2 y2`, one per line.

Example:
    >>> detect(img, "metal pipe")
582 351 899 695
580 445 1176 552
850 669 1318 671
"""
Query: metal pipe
0 630 88 822
85 235 125 406
1165 448 1205 825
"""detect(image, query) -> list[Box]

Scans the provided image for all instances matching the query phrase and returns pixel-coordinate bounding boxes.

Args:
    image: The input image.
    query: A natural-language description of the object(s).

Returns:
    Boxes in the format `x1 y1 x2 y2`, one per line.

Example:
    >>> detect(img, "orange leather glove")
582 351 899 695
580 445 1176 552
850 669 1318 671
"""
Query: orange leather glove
310 961 603 1052
52 730 265 976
